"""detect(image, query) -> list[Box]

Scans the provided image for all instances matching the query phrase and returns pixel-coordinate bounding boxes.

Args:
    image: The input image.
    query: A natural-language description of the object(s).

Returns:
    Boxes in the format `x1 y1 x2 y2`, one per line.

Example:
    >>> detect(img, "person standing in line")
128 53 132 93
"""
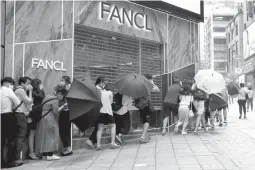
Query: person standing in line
86 76 106 148
247 87 254 112
137 74 160 143
1 77 22 168
161 81 182 135
14 77 33 164
28 78 45 160
35 85 67 161
237 83 249 119
58 76 73 156
96 83 120 150
174 84 193 135
218 88 229 126
192 84 208 133
204 94 211 127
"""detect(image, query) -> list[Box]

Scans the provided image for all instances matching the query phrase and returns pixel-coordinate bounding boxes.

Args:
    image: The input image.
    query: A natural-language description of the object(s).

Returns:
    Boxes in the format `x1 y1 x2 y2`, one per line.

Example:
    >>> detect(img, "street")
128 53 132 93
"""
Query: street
7 103 255 170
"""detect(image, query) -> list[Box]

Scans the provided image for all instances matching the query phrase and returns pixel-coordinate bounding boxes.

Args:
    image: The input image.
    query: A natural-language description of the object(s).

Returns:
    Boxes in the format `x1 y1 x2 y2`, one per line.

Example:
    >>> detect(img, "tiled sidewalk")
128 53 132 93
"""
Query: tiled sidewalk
7 104 255 170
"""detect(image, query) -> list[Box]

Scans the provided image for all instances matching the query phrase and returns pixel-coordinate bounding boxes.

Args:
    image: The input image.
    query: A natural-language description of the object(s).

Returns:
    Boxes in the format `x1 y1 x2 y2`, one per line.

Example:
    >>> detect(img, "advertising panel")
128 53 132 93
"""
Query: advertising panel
243 22 255 59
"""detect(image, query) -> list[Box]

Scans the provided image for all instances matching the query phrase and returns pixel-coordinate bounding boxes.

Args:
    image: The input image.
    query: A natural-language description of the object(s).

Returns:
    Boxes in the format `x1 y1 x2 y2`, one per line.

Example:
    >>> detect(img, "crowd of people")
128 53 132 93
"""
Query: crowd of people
1 73 254 169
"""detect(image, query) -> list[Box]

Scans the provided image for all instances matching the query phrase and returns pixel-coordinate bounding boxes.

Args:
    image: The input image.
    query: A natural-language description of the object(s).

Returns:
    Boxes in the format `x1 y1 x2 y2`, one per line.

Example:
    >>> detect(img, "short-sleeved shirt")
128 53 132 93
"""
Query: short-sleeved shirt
100 90 113 116
0 86 20 114
238 87 249 100
164 84 182 104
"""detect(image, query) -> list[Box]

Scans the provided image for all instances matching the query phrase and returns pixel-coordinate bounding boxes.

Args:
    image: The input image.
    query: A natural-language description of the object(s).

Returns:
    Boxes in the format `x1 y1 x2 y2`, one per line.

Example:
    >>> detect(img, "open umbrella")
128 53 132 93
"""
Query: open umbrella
115 73 153 99
209 92 228 111
194 70 225 94
227 81 239 95
66 78 102 130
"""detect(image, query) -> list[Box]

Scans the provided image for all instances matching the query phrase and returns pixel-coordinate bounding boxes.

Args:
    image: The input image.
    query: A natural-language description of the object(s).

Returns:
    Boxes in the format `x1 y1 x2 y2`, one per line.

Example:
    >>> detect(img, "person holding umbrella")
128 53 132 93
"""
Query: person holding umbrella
96 83 120 150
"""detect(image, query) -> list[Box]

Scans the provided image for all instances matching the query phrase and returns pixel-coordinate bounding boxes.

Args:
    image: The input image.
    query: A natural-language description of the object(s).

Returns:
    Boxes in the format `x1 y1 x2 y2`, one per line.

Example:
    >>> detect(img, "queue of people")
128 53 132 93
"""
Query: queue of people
1 76 72 168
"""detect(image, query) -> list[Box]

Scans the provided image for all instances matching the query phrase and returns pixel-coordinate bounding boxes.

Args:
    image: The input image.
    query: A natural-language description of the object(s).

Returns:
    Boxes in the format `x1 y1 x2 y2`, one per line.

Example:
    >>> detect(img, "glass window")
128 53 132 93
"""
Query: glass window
214 38 226 44
235 25 238 36
213 27 225 32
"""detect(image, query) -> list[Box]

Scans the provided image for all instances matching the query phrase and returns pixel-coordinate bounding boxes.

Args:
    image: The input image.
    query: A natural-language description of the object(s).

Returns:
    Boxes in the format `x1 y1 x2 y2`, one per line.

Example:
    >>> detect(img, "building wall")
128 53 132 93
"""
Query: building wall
4 0 199 94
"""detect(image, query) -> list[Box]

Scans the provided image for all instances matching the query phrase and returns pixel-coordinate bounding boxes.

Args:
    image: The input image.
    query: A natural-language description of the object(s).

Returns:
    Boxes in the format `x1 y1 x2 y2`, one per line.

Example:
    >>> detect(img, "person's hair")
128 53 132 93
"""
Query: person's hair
18 77 29 85
95 76 106 85
248 87 252 90
104 83 115 91
179 84 191 95
240 83 245 88
55 85 67 96
24 76 32 82
1 77 15 86
61 76 71 85
144 74 152 80
31 78 41 92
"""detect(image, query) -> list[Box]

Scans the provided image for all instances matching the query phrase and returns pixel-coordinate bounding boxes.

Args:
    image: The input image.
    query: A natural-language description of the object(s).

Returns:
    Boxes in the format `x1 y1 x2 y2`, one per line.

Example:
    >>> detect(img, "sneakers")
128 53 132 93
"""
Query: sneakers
111 143 120 149
29 152 39 160
115 135 123 144
86 139 95 149
244 116 247 119
181 131 187 135
46 155 60 161
139 137 149 143
219 122 223 127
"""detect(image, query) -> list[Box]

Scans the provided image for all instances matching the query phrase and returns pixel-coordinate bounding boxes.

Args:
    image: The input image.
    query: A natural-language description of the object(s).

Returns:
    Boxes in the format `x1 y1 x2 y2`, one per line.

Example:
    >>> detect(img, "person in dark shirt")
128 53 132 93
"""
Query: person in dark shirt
28 78 45 160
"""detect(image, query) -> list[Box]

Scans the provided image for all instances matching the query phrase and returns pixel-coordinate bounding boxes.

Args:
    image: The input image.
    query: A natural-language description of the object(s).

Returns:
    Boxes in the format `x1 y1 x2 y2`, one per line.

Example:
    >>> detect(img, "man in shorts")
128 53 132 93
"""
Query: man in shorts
161 81 182 135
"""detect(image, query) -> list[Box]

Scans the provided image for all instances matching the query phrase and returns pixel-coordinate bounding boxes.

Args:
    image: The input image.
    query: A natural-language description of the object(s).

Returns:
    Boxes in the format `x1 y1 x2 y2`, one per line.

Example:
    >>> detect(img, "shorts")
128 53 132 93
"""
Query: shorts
27 121 37 130
139 106 152 124
163 102 179 118
193 100 205 115
98 113 115 125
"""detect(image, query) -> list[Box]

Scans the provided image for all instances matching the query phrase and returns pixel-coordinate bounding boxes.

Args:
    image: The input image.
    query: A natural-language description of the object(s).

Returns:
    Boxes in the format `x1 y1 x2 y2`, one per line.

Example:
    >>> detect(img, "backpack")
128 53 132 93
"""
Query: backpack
29 97 57 122
134 96 150 110
112 93 123 112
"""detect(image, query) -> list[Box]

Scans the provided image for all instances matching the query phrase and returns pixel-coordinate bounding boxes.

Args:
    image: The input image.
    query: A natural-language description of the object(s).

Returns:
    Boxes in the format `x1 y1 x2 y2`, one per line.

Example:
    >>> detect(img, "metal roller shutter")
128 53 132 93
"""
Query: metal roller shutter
74 24 163 108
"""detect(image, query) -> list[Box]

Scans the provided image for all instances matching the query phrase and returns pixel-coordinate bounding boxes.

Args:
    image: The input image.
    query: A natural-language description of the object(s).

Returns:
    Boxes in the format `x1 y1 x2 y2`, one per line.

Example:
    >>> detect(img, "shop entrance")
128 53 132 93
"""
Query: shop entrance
73 24 163 138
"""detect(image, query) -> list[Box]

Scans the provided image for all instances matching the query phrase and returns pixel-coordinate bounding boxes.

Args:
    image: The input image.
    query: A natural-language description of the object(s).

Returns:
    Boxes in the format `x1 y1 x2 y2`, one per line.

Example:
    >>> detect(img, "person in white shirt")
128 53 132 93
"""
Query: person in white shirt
96 83 120 150
174 84 193 135
237 83 249 119
14 77 33 164
0 77 22 168
247 87 254 112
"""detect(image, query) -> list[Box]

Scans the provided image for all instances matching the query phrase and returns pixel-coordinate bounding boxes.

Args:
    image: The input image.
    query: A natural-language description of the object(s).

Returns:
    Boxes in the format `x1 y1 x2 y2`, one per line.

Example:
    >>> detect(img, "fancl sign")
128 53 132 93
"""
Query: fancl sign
32 58 66 72
99 2 152 31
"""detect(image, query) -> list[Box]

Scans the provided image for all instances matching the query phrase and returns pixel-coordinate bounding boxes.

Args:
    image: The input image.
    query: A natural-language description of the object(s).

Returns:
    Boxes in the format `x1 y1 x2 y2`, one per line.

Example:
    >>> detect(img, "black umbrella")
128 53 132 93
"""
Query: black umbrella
209 93 228 111
66 78 102 130
227 81 239 95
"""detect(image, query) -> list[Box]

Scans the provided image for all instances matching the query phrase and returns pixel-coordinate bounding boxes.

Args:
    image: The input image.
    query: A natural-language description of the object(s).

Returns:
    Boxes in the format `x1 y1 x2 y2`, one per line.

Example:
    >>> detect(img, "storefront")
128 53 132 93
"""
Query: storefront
3 1 202 148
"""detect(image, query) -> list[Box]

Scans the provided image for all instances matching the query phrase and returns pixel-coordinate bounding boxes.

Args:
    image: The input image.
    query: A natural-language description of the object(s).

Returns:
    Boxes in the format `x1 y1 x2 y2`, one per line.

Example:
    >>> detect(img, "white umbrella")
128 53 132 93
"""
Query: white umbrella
194 69 225 94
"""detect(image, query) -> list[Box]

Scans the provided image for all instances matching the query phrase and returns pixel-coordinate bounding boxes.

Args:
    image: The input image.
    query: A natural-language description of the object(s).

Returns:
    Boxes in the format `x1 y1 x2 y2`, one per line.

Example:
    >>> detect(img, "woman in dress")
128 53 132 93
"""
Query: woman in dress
35 85 67 161
174 84 193 135
28 78 45 160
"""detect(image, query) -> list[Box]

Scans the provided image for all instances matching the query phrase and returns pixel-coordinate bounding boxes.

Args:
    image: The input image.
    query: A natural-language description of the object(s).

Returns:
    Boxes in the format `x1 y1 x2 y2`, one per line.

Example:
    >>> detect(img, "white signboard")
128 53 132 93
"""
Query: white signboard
243 22 255 59
161 0 201 15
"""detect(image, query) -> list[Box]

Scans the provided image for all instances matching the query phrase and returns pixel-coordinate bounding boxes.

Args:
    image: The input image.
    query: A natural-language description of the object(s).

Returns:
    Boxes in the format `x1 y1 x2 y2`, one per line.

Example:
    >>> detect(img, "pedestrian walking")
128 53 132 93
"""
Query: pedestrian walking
96 83 120 150
35 85 67 161
28 78 45 160
237 83 249 119
59 76 73 156
247 87 254 112
113 93 132 144
174 84 193 135
14 77 33 164
161 81 182 135
86 76 106 148
192 84 208 133
1 77 23 168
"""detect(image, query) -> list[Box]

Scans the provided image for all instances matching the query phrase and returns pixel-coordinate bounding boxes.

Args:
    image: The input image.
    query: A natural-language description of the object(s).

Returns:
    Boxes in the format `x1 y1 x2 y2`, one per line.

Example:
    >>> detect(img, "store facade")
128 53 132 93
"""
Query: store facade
3 0 202 146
